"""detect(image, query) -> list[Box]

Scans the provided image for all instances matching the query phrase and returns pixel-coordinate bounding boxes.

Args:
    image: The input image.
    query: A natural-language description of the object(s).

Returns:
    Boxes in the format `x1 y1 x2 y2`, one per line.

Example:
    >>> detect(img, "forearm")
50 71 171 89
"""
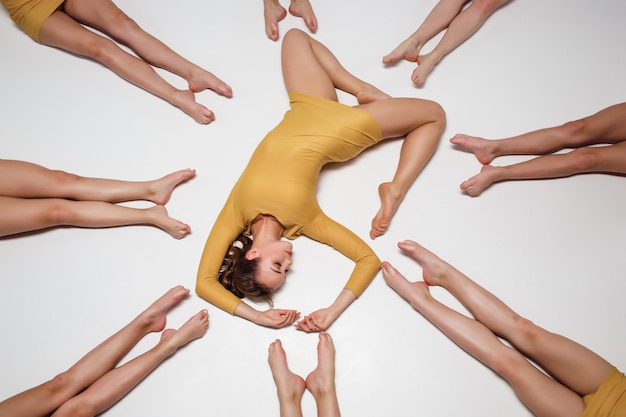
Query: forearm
327 288 357 318
233 302 261 324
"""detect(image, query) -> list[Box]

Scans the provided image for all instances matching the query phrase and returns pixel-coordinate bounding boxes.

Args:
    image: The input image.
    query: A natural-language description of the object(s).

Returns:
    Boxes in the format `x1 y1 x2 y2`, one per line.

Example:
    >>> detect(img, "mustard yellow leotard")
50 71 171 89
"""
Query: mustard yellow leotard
2 0 64 42
196 92 383 315
581 367 626 417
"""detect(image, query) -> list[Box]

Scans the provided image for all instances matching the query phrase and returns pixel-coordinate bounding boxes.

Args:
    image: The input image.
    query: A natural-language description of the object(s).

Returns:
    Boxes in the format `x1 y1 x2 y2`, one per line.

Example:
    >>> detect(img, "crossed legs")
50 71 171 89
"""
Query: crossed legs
38 0 232 124
450 102 626 196
384 0 510 85
281 29 446 239
0 160 194 238
268 332 340 417
381 241 614 417
0 286 209 417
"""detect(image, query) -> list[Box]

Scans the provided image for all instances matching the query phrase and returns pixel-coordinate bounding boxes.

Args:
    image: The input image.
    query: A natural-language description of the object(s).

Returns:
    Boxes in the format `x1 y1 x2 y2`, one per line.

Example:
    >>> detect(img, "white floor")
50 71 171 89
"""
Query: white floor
1 0 625 416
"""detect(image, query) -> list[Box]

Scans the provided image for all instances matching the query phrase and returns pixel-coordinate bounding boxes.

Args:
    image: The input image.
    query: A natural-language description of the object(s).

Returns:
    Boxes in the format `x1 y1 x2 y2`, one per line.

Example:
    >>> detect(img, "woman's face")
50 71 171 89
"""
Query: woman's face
247 240 293 291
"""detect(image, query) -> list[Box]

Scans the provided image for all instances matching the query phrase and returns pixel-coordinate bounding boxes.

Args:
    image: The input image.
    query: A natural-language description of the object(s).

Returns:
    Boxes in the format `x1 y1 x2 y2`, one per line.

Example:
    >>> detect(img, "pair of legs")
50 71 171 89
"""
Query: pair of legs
268 332 340 417
382 241 614 416
281 29 446 239
0 286 209 417
450 102 626 196
263 0 317 41
38 0 232 124
383 0 510 85
0 159 195 238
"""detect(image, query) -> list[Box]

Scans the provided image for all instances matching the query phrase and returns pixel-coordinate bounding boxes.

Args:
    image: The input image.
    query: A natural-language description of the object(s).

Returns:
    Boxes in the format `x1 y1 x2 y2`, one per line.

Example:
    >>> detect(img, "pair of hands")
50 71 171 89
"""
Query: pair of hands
255 307 337 332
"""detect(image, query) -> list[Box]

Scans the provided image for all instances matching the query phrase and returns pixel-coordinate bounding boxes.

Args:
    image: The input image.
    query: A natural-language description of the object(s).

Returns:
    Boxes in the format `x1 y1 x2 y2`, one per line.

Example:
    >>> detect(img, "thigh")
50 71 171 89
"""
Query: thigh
62 0 130 35
39 10 116 55
0 197 63 237
357 97 445 139
0 159 70 198
580 102 626 144
280 29 337 100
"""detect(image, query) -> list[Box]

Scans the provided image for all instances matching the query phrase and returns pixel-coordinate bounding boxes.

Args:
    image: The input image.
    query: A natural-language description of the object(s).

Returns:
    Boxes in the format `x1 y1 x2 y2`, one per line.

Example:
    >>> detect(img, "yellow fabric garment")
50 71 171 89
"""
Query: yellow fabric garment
581 367 626 417
1 0 64 42
196 92 383 314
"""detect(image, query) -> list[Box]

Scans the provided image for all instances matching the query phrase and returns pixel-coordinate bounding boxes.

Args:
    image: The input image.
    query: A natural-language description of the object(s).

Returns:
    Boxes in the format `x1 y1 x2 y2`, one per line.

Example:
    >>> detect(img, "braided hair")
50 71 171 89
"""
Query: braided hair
218 233 274 305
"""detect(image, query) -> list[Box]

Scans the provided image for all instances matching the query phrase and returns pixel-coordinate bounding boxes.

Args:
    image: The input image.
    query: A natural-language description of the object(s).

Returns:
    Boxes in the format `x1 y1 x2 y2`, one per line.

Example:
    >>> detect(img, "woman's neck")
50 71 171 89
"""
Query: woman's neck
250 214 284 242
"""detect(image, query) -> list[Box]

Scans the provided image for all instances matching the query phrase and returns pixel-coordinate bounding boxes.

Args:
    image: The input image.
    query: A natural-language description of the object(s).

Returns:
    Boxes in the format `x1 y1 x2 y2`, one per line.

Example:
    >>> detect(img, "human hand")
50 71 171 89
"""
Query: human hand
294 308 338 333
255 308 301 329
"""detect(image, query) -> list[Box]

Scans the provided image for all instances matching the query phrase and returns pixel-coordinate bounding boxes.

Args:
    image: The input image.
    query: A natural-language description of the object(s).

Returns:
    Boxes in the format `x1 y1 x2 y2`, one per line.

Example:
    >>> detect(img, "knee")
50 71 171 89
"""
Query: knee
106 10 142 41
488 348 527 382
282 28 308 45
43 371 77 406
49 170 81 192
44 200 77 226
471 0 504 16
568 147 599 172
561 118 590 142
53 396 97 417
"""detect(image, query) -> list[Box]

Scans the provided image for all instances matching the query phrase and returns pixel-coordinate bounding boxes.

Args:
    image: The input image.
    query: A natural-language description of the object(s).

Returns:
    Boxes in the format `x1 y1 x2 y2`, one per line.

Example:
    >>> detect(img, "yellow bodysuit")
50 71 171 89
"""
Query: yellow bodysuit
2 0 64 42
581 367 626 417
196 92 383 314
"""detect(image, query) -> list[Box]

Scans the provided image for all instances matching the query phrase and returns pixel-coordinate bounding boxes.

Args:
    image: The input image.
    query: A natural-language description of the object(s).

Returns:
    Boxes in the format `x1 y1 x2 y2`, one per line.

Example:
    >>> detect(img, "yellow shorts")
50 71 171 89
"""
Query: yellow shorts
582 367 626 417
2 0 65 42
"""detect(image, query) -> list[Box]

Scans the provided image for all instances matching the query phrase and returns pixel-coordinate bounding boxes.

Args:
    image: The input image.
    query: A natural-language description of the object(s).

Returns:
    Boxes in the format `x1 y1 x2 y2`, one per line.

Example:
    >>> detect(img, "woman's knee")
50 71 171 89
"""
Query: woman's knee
44 200 79 226
471 0 507 16
282 28 309 46
487 347 528 381
568 148 600 172
53 395 97 417
43 371 78 406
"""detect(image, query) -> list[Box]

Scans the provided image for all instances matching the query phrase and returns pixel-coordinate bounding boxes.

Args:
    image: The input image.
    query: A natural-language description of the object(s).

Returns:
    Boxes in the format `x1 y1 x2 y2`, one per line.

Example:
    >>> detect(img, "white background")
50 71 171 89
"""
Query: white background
1 0 625 416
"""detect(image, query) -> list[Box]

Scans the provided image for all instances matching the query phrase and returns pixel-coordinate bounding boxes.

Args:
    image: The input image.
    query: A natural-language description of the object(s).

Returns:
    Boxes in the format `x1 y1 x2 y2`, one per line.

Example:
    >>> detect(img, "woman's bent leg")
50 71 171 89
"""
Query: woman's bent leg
268 339 306 417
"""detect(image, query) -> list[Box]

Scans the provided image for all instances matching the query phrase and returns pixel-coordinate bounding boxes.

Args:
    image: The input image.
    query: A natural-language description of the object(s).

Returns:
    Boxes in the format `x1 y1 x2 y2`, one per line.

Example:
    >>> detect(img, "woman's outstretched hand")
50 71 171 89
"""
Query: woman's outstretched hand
256 308 301 328
294 308 338 333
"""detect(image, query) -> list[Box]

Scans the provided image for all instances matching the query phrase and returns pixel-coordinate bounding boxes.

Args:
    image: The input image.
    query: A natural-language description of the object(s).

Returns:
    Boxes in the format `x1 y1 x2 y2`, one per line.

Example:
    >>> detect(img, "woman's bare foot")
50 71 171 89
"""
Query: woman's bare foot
356 85 391 104
188 67 233 98
160 310 209 351
460 164 501 196
171 89 214 124
305 332 340 417
381 261 432 308
268 339 306 413
383 34 422 64
370 182 402 240
450 134 497 165
264 0 287 40
289 0 318 33
411 52 441 86
138 286 190 334
397 240 450 287
147 205 191 239
148 168 196 205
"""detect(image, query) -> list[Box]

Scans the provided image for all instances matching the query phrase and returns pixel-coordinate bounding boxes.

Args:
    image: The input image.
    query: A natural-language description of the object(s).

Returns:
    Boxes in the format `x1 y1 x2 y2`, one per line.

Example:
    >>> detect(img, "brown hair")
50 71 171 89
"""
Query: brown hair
218 233 274 305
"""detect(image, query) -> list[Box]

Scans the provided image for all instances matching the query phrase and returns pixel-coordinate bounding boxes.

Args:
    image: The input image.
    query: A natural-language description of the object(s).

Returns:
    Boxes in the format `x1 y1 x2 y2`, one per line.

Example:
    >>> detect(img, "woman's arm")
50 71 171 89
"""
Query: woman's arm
296 214 381 332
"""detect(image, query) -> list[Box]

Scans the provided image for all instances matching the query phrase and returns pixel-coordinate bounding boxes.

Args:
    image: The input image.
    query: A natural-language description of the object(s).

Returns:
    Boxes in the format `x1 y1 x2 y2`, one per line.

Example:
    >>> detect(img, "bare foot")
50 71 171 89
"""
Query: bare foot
268 339 306 405
149 168 196 205
370 182 402 240
356 85 391 104
171 89 215 125
383 34 422 64
188 67 233 98
289 0 317 33
162 309 209 350
139 285 190 334
450 134 497 165
411 52 440 86
397 240 450 287
148 205 191 239
264 0 287 41
381 261 432 308
305 332 336 399
460 164 501 196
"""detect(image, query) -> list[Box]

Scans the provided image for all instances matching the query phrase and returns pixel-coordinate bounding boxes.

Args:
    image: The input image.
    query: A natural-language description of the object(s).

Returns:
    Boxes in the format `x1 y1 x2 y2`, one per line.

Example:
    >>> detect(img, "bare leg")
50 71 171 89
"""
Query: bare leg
289 0 317 34
458 141 626 196
409 0 510 85
268 339 306 417
357 99 445 238
0 197 190 238
0 160 195 204
281 28 390 103
0 286 190 417
450 102 626 164
52 309 208 417
306 332 340 417
383 241 614 398
264 0 287 41
383 0 467 64
39 0 231 124
280 29 445 238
